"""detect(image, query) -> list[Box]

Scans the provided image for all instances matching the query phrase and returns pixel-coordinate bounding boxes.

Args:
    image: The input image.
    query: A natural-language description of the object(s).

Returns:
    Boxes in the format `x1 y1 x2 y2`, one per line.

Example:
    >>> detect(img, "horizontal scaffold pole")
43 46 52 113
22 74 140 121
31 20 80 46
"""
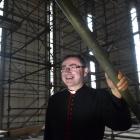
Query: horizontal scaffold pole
55 0 140 121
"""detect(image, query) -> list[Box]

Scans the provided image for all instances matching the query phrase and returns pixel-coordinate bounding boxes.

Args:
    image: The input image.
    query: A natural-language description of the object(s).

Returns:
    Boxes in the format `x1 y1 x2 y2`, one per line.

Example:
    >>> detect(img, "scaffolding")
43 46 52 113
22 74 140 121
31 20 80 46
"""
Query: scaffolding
0 0 53 129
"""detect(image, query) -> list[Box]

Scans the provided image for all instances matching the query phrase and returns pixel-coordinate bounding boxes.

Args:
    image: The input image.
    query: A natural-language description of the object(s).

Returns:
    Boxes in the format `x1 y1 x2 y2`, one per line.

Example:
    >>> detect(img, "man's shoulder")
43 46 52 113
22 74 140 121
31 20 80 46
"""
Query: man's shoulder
50 88 67 99
85 86 110 97
84 85 108 93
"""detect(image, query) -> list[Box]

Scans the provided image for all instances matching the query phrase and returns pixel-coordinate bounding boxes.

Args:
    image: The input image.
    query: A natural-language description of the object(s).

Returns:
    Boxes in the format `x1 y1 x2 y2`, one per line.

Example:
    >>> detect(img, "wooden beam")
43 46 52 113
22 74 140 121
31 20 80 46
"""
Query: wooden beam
8 125 43 137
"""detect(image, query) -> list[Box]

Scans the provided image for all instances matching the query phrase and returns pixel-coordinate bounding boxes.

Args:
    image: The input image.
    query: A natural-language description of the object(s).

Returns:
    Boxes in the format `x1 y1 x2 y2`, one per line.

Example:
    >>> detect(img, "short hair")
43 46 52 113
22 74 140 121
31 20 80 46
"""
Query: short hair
61 54 87 67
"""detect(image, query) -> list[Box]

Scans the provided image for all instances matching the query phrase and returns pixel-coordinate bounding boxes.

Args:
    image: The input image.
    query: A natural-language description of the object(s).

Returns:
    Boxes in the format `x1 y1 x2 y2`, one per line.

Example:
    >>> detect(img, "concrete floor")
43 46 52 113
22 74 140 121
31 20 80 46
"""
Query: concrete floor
104 124 140 140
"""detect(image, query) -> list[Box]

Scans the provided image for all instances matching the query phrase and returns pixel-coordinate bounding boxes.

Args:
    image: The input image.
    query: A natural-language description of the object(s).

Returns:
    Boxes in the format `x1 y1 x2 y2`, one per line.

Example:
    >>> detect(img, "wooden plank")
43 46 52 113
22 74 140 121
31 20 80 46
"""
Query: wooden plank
8 125 43 137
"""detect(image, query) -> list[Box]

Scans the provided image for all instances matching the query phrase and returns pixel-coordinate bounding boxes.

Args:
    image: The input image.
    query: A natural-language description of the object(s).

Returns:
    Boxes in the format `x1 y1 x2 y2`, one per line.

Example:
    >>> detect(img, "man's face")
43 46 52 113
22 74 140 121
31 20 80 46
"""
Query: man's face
61 57 88 90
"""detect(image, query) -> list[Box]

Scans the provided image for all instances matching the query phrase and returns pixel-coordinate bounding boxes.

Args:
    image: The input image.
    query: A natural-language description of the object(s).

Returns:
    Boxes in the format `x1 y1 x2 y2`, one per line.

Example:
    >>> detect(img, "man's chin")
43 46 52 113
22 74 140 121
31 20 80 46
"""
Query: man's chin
64 82 75 87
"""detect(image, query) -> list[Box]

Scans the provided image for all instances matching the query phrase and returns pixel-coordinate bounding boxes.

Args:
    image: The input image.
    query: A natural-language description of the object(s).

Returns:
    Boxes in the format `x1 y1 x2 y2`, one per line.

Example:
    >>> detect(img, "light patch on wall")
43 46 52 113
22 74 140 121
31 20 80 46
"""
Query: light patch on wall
130 7 140 84
87 14 96 88
87 14 93 32
0 0 4 52
50 2 54 95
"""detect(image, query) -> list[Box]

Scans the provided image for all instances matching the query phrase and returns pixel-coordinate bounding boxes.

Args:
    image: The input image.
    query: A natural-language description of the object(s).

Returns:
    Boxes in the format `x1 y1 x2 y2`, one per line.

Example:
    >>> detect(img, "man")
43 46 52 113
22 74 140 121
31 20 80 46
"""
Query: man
44 54 132 140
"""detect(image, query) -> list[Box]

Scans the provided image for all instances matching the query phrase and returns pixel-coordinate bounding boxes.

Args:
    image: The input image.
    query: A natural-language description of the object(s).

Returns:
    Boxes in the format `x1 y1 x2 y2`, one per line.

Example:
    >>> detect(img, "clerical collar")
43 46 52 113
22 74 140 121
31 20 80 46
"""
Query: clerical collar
68 89 76 94
67 84 86 94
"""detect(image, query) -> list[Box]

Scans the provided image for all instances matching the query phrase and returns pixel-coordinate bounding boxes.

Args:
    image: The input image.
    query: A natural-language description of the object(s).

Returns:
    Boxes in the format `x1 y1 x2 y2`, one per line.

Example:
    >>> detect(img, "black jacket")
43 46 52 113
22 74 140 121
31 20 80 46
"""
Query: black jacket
44 85 131 140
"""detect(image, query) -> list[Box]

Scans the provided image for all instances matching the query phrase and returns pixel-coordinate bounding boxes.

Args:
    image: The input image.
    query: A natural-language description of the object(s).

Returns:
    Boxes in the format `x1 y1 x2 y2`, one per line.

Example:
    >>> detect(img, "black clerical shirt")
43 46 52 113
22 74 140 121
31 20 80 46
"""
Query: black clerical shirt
44 85 131 140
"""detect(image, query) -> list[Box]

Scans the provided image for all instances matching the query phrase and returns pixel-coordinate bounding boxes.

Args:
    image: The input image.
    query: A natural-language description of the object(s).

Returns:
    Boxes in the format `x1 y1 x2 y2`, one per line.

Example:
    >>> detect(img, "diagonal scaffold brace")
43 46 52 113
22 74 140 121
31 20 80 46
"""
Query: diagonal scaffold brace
55 0 140 121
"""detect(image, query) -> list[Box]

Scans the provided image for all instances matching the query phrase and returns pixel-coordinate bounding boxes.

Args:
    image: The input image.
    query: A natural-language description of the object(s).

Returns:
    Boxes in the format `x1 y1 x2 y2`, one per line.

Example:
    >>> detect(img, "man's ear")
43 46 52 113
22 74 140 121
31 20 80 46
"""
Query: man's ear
84 67 89 77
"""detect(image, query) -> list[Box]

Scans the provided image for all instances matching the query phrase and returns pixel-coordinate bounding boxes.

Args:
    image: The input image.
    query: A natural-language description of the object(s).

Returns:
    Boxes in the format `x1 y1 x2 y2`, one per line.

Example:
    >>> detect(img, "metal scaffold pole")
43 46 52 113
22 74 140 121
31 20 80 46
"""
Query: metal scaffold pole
55 0 140 121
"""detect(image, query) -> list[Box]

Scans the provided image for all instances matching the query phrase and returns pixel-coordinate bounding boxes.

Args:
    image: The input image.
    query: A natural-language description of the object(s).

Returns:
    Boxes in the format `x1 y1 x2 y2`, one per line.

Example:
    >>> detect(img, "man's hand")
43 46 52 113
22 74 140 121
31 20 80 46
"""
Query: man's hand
105 71 128 99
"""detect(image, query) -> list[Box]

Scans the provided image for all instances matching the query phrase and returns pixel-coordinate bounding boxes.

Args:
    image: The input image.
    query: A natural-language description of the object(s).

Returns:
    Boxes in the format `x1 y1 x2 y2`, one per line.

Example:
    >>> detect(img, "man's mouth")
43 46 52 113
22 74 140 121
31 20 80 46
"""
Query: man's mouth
65 76 74 80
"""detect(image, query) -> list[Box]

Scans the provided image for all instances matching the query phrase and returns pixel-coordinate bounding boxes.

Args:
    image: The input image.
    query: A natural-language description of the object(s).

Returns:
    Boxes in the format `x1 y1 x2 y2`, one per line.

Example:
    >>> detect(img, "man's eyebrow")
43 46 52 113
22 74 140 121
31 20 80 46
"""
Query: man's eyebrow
69 64 78 66
61 64 79 67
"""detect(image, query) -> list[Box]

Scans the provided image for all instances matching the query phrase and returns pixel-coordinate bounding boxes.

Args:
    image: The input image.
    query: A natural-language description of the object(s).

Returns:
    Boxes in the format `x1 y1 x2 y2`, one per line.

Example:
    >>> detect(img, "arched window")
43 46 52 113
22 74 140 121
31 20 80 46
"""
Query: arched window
49 2 54 95
87 14 96 88
0 0 4 51
130 7 140 85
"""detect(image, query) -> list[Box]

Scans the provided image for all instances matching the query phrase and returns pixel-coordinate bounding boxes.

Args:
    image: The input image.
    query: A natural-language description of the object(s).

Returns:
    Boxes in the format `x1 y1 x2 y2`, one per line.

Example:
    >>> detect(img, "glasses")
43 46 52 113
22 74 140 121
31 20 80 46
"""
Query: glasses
61 64 85 72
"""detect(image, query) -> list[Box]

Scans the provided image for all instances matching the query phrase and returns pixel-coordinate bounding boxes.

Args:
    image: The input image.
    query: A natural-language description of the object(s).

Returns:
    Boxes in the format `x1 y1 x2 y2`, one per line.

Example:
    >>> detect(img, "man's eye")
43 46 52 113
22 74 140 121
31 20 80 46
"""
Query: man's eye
71 66 76 69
